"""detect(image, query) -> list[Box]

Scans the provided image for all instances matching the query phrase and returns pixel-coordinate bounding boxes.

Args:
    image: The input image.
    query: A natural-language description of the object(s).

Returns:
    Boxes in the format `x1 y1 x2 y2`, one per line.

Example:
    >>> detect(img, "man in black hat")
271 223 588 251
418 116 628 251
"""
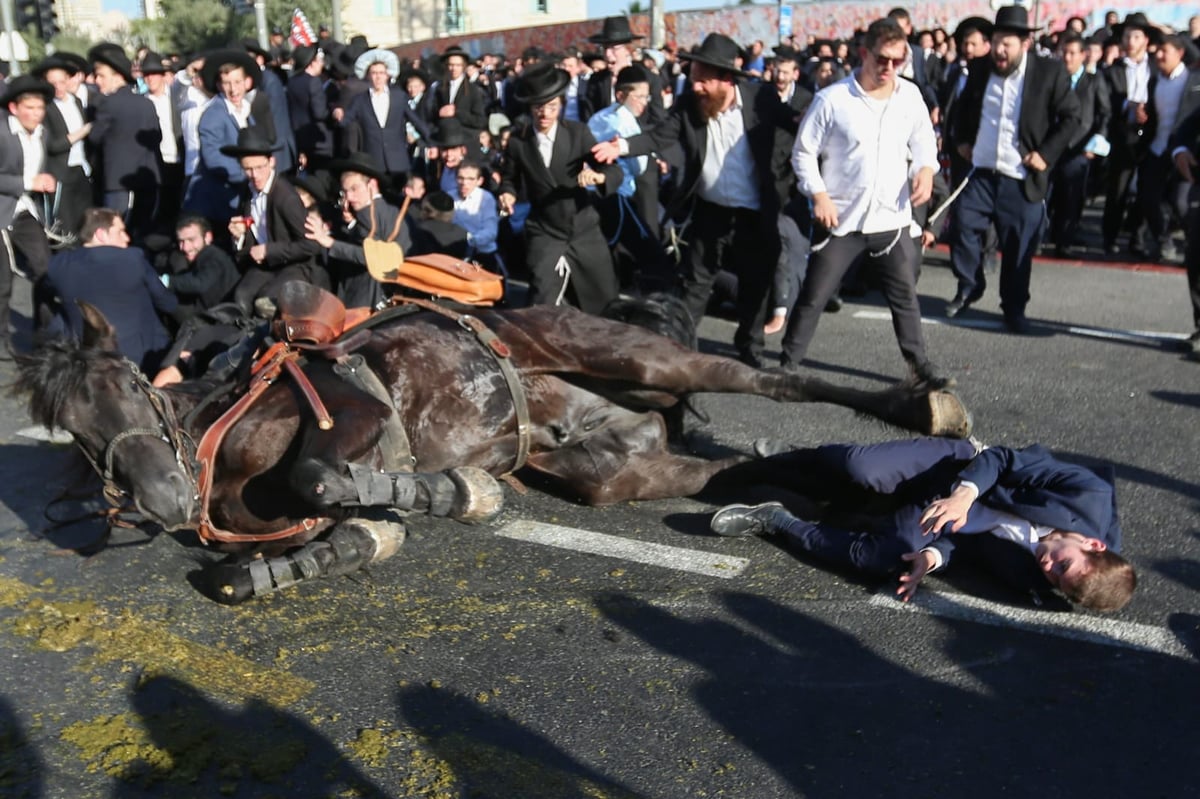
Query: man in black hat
87 43 162 242
183 50 262 225
592 33 794 366
141 51 185 221
220 128 324 315
1100 12 1161 255
434 46 487 137
33 56 92 236
499 63 623 313
426 118 476 197
305 152 409 309
243 37 296 173
287 46 334 171
947 5 1080 333
0 76 57 357
582 16 664 127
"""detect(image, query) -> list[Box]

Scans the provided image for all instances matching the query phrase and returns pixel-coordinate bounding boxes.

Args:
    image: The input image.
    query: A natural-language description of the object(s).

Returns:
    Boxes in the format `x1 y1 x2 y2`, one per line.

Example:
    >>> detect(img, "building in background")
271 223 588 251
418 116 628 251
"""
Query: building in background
59 0 104 32
342 0 586 47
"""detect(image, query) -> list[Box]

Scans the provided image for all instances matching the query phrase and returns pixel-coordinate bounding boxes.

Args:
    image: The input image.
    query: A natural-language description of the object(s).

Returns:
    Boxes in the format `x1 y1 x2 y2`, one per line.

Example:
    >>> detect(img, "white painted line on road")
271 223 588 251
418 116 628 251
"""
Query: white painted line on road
496 520 750 579
853 309 1189 343
869 590 1190 659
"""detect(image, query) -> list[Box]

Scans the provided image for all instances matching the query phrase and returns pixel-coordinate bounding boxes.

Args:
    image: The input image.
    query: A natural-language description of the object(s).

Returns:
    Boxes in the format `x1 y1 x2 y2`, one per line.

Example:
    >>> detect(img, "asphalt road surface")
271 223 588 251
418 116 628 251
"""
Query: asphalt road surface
1 257 1198 799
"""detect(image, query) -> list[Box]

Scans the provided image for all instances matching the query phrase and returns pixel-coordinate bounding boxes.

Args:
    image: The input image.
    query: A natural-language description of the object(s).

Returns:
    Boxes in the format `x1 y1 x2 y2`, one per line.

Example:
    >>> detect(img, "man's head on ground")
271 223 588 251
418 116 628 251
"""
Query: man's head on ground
176 215 212 263
1036 531 1136 612
859 19 908 90
82 208 129 248
340 170 380 212
454 159 485 200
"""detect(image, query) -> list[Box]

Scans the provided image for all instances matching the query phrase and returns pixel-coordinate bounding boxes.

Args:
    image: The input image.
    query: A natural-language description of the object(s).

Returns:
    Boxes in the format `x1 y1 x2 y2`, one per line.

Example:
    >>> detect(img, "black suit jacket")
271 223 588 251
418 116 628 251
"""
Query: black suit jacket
583 68 666 130
499 119 621 240
88 86 162 192
41 96 82 181
1066 70 1112 155
287 71 334 159
1103 58 1157 161
236 174 320 271
953 53 1081 202
433 78 487 132
1168 68 1200 158
343 87 432 175
626 80 793 221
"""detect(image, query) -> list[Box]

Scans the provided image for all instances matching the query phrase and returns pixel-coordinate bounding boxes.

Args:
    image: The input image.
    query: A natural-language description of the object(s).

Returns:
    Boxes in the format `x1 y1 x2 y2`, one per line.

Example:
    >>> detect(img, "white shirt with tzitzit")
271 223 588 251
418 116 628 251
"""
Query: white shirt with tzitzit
972 52 1028 180
792 73 937 236
699 85 759 210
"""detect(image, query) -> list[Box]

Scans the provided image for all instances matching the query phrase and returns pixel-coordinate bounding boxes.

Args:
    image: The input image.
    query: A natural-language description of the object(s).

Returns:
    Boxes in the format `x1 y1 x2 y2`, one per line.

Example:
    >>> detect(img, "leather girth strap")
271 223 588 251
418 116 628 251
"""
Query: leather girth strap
193 342 331 545
392 297 531 477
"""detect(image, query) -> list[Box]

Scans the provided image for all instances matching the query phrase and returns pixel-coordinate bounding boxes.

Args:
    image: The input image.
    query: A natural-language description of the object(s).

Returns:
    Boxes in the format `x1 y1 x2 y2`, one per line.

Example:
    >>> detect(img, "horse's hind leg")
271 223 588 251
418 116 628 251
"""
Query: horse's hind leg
205 511 408 605
289 458 504 523
525 409 746 505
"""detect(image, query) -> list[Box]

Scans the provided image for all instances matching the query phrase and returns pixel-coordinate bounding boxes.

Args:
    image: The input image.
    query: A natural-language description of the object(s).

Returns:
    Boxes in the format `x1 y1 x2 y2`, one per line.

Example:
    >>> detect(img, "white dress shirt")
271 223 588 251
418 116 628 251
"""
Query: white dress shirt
54 95 90 175
1123 55 1151 108
181 96 213 178
792 73 937 235
448 76 464 103
1149 63 1188 156
9 116 44 220
370 88 390 128
536 123 557 168
699 86 759 210
250 171 275 244
225 96 252 129
147 91 179 165
972 52 1028 180
453 186 499 254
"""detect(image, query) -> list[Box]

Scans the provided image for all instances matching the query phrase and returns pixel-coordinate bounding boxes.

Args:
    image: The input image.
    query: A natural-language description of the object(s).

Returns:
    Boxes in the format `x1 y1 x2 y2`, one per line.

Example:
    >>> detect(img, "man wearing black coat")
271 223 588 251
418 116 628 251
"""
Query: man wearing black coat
32 56 91 235
287 46 335 171
434 46 488 136
593 34 794 366
166 214 239 317
86 44 162 242
947 6 1080 333
221 128 324 315
499 64 623 313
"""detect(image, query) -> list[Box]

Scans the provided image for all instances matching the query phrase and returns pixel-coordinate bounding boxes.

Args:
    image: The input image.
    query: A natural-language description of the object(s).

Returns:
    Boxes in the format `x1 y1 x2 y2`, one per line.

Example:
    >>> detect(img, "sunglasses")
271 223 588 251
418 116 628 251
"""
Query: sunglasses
872 52 904 69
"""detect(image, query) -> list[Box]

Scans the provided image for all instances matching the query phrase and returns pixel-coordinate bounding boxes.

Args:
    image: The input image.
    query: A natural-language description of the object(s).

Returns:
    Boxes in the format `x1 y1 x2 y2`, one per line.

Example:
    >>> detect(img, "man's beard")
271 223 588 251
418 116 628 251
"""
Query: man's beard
696 87 730 120
992 56 1020 77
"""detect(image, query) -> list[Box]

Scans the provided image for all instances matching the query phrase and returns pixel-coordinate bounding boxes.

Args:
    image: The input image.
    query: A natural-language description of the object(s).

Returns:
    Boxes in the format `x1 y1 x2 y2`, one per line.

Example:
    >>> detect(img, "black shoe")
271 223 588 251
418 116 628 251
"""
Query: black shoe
737 351 764 369
909 359 956 389
945 292 974 318
1004 314 1031 334
1103 241 1120 256
710 502 787 537
824 295 843 313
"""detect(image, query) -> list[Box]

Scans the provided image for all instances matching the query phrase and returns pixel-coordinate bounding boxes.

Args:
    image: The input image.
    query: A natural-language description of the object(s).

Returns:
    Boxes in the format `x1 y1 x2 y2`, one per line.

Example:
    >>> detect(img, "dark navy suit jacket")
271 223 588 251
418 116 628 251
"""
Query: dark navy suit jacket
342 87 432 175
47 245 178 370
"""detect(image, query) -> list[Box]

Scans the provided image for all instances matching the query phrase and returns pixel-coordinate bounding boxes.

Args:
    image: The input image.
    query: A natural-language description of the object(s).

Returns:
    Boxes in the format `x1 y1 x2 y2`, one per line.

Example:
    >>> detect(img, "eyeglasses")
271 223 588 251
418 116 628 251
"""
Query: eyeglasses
872 52 904 69
626 92 650 101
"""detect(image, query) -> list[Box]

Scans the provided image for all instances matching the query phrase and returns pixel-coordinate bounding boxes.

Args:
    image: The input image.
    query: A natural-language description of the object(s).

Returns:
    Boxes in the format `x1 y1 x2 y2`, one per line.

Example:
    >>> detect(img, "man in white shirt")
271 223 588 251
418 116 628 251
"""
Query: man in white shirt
785 18 949 388
141 52 184 218
32 56 92 235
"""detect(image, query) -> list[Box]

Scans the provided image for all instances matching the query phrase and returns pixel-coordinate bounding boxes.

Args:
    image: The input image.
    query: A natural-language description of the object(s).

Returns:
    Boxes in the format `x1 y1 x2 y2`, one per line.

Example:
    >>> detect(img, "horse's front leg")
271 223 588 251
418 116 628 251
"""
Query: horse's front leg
289 458 504 524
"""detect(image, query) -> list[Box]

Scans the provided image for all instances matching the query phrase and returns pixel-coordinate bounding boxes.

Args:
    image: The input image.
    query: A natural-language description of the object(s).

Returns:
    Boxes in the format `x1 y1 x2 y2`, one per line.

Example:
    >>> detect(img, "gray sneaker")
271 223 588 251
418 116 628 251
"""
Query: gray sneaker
710 502 787 537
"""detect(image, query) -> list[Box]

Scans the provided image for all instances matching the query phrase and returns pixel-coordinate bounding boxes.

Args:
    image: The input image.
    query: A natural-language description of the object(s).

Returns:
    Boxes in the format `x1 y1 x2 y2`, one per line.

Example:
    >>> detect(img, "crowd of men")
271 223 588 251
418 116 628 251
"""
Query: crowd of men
1 6 1198 383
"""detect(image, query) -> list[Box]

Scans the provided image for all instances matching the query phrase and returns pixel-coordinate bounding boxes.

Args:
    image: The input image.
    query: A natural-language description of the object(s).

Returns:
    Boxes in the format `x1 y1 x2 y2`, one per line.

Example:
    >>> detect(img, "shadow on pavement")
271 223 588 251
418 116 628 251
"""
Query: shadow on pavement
0 693 42 798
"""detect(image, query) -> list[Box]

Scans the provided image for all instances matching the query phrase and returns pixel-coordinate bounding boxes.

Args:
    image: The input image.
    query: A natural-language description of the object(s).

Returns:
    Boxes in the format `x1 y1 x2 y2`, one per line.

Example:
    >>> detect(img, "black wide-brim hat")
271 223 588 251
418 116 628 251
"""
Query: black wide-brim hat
328 152 386 182
512 63 571 106
88 43 134 83
140 51 169 75
1111 12 1163 45
400 67 430 86
200 49 263 95
953 16 995 45
241 36 269 60
678 33 752 76
32 54 79 79
441 45 470 62
291 172 330 204
588 15 643 45
0 74 54 107
430 118 471 148
992 5 1041 35
219 126 278 158
293 45 323 72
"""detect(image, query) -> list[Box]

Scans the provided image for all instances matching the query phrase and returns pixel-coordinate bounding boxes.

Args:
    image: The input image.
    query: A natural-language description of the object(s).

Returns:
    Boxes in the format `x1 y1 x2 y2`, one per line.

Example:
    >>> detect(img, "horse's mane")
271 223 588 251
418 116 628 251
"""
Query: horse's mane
12 338 121 431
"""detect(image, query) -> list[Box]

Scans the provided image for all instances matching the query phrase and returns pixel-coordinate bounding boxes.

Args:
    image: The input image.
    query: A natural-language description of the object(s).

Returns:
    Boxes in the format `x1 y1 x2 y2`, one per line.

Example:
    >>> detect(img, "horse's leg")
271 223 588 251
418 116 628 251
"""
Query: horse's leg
204 511 408 605
288 458 504 524
525 407 746 505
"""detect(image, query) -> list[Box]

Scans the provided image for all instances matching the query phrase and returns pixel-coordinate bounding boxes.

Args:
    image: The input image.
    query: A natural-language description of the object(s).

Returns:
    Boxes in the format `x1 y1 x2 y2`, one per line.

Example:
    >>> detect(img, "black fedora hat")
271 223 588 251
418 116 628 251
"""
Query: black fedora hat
400 67 430 86
140 51 169 75
32 54 78 78
1111 12 1163 45
88 43 134 83
952 16 994 46
430 118 471 148
293 44 323 71
1 75 54 107
512 63 571 106
219 126 278 159
290 172 330 205
200 49 262 95
678 33 749 76
588 15 643 45
328 152 386 182
241 36 269 60
992 6 1041 35
56 51 89 75
441 44 470 62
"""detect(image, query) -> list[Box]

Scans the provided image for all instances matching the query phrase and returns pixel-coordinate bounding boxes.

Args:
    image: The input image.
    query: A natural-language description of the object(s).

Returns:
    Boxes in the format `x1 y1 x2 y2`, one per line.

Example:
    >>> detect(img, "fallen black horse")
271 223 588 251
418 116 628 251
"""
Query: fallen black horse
16 291 972 604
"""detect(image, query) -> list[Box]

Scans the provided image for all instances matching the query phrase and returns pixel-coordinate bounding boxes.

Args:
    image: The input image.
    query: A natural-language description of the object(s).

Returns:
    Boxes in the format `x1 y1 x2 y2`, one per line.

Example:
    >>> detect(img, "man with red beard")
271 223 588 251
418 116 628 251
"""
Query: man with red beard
592 33 794 368
947 5 1080 333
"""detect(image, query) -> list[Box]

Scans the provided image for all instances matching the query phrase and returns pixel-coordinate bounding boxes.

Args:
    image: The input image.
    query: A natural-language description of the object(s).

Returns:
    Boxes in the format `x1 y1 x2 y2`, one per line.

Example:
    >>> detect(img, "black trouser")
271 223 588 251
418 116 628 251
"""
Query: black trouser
685 198 777 360
525 218 618 315
233 263 329 316
1136 151 1174 257
1184 182 1200 331
0 212 52 348
156 162 185 229
1101 150 1141 248
56 166 92 235
1047 152 1090 250
781 229 926 367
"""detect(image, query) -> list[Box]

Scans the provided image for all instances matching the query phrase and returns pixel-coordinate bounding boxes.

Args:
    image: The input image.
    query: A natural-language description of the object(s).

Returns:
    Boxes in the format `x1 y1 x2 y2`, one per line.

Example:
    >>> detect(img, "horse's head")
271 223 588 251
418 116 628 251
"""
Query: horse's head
15 303 196 529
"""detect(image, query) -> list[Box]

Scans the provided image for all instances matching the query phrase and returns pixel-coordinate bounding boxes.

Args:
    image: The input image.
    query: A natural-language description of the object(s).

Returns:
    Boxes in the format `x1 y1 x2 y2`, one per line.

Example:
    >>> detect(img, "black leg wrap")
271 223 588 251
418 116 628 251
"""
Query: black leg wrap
344 464 504 523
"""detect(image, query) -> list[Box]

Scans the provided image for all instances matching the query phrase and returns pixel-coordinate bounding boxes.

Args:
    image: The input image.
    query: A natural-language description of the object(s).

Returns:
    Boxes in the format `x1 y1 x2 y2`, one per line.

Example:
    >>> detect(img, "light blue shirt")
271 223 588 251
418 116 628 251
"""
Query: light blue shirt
587 102 646 198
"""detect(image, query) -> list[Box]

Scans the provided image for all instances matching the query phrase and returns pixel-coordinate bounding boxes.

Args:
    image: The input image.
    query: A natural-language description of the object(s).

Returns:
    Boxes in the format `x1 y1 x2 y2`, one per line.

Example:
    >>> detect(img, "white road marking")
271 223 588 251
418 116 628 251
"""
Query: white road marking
869 590 1191 659
496 520 750 579
853 309 1189 343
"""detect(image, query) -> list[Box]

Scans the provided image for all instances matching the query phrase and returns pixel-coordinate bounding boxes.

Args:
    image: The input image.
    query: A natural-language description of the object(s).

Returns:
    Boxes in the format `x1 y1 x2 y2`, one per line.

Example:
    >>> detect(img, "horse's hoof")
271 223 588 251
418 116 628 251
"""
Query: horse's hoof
338 512 407 563
205 561 256 606
447 467 505 524
925 389 973 439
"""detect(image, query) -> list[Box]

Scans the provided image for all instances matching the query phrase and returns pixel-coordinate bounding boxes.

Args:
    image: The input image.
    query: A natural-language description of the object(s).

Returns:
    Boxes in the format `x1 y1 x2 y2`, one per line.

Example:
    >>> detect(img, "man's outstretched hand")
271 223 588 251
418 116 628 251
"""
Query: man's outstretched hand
920 482 977 535
897 549 936 602
591 137 621 164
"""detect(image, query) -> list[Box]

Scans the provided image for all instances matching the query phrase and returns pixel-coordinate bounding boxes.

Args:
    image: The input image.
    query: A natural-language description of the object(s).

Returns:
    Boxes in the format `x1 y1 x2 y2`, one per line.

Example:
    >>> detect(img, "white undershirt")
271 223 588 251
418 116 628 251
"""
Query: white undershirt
972 52 1028 180
699 86 759 210
370 88 390 128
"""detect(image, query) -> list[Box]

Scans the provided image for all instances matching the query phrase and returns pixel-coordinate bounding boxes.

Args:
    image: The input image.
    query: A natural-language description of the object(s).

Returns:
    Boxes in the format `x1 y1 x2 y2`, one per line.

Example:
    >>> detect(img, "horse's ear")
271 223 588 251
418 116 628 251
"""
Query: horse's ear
77 301 119 351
